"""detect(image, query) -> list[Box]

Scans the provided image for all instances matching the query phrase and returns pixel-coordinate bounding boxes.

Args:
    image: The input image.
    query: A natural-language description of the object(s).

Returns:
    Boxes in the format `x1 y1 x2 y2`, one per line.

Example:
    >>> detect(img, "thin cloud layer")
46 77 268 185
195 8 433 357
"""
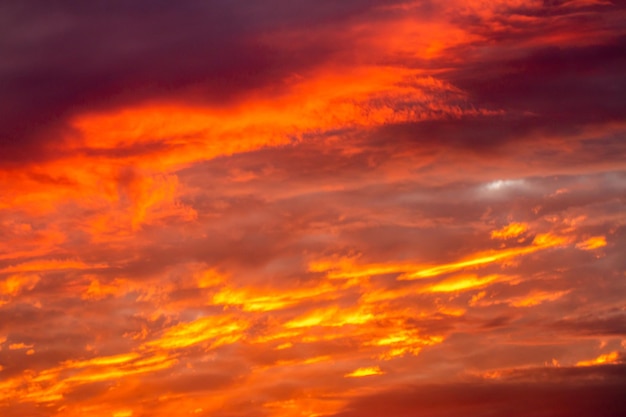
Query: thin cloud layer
1 1 625 416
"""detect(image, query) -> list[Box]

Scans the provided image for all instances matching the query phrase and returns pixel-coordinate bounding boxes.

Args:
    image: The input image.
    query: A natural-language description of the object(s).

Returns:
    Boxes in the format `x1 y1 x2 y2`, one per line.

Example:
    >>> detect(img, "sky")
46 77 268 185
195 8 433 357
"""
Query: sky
1 1 625 416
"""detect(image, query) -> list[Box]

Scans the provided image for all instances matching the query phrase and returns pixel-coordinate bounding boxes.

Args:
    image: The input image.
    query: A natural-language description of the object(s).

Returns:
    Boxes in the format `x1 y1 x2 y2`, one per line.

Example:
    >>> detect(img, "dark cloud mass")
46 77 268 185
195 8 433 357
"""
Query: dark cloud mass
1 0 624 163
1 1 625 417
333 367 626 417
449 35 626 122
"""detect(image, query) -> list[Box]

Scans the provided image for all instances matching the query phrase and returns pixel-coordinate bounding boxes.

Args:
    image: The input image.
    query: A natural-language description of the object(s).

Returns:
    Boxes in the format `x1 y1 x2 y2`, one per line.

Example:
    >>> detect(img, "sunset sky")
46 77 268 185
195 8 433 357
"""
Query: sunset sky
1 1 626 416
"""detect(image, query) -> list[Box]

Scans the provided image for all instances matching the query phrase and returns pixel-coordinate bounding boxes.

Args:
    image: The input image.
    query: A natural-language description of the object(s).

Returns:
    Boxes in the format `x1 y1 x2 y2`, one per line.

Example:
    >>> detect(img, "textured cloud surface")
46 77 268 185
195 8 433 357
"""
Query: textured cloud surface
1 1 625 416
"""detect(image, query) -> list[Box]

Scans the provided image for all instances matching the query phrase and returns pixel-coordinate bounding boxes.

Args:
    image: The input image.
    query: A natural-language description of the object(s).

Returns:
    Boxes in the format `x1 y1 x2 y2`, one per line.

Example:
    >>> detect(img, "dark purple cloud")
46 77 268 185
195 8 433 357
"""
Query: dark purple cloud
332 365 626 417
1 0 408 165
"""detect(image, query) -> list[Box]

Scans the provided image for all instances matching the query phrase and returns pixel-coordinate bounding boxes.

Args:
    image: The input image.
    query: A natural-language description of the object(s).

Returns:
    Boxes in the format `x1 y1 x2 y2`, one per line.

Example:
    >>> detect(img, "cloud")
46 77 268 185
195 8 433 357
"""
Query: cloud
1 1 625 416
0 0 416 166
332 365 626 417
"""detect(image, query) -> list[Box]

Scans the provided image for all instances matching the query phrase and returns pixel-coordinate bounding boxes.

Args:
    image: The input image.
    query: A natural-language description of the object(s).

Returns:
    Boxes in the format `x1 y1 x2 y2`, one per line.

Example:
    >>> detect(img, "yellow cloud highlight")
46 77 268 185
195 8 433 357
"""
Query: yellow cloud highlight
284 307 374 329
510 290 570 307
64 354 177 386
576 236 607 250
0 274 40 296
374 331 443 359
345 366 384 377
82 278 129 300
146 316 247 350
491 222 528 239
211 282 341 312
308 256 402 280
406 234 567 279
1 259 107 274
311 233 569 281
251 330 303 345
273 355 334 368
196 269 226 288
576 351 620 367
0 350 178 407
9 342 34 350
424 274 502 293
212 288 297 312
63 352 141 368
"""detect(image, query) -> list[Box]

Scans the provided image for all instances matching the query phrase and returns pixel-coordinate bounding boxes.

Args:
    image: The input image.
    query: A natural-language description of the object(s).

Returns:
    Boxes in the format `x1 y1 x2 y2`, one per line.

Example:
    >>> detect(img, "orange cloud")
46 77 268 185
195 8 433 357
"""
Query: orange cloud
146 315 248 351
8 343 34 350
0 260 107 274
211 281 344 312
310 232 569 281
509 290 570 307
576 351 621 367
490 222 528 240
2 1 625 416
81 278 129 300
576 236 607 251
423 274 503 293
345 366 384 378
0 274 40 296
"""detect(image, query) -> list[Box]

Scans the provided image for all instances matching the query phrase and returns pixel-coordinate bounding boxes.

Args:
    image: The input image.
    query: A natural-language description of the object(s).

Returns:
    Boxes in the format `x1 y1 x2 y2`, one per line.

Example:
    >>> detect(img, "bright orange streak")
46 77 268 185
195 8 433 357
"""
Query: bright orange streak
412 233 567 278
8 342 34 350
510 290 569 307
284 306 374 329
424 274 502 293
576 351 620 367
345 366 384 377
576 236 607 250
0 259 107 274
0 66 466 237
146 316 247 350
0 56 491 245
70 67 447 173
62 352 140 368
81 278 129 300
65 355 177 384
372 331 443 359
251 329 303 345
0 274 40 296
273 355 334 368
262 397 346 417
406 234 567 279
0 351 178 407
195 269 226 288
211 282 342 312
311 233 569 280
213 288 296 312
490 222 528 239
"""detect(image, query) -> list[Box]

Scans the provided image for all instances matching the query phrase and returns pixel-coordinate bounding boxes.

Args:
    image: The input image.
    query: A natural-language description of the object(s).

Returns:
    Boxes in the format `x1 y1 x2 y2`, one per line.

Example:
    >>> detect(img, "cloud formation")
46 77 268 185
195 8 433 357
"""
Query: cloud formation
1 1 625 416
